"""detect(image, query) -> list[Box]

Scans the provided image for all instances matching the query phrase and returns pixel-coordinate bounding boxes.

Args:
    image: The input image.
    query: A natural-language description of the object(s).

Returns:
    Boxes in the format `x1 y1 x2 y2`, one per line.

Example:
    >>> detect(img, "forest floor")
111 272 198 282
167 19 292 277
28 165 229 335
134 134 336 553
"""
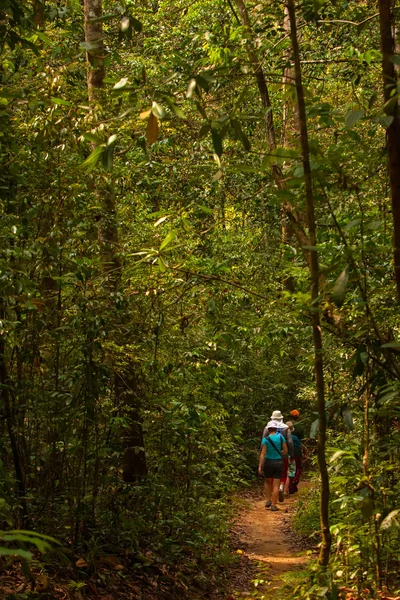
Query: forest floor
226 480 313 599
0 482 313 600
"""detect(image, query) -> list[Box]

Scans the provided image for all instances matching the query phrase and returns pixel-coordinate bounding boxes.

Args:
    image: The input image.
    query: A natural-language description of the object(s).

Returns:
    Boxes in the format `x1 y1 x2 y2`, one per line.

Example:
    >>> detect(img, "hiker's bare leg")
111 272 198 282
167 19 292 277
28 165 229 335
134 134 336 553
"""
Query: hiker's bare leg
265 477 272 501
272 478 280 506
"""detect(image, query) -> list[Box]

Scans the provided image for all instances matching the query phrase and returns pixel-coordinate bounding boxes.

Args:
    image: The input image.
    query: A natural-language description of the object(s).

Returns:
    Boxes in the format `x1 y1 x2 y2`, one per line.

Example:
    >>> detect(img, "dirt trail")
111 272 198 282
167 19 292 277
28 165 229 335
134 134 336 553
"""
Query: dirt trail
233 482 312 596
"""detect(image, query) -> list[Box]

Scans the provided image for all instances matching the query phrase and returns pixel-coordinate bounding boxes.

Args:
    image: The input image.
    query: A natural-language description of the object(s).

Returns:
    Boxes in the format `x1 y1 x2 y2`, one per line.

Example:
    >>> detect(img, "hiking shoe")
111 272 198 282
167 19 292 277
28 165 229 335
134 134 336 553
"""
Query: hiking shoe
271 505 280 512
265 500 271 508
278 489 284 503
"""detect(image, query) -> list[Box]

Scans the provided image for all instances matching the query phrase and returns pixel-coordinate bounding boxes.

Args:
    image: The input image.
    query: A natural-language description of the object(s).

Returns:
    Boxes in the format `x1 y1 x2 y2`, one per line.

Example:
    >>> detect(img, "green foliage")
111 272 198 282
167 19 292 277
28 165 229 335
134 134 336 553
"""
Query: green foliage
1 0 400 596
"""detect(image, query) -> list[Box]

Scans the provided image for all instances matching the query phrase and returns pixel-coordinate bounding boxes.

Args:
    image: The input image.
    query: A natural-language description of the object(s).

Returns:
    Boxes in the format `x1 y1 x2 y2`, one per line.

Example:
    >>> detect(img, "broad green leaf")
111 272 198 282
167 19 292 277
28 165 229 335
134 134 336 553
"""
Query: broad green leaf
310 419 319 439
82 132 104 145
389 55 400 65
131 17 143 32
332 267 349 308
154 216 169 227
199 123 210 139
211 128 223 157
0 546 32 560
152 102 166 119
146 112 159 144
381 509 400 530
158 256 167 272
381 341 400 348
113 78 128 90
377 115 394 128
231 118 251 151
102 145 114 169
345 110 364 128
80 145 103 170
160 230 176 251
186 79 196 99
198 205 214 214
51 97 72 107
329 450 345 463
212 170 223 181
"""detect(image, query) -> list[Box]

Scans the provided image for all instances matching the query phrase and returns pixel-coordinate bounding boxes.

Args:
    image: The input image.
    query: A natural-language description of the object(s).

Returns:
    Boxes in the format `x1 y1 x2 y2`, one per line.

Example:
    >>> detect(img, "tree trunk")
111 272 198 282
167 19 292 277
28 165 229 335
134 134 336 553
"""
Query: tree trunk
0 299 28 524
378 0 400 301
83 0 147 482
287 0 331 566
84 0 105 102
232 0 311 270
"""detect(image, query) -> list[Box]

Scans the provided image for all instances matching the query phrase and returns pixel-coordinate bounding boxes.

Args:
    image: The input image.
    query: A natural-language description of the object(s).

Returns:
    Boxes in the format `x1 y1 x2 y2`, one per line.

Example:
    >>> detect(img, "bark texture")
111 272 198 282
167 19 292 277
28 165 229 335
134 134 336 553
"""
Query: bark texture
84 0 105 101
378 0 400 301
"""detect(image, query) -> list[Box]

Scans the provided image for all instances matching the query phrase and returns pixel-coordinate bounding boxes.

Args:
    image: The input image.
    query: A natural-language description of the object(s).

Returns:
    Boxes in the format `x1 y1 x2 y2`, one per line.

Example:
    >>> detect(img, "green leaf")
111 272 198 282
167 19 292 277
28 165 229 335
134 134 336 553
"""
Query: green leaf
82 132 104 145
310 418 319 439
131 17 143 32
198 205 214 214
199 123 210 139
160 230 177 251
345 110 364 128
332 267 349 308
186 79 197 99
329 450 345 462
381 341 400 348
51 97 72 107
377 115 394 128
113 78 128 90
102 145 114 169
80 145 103 171
211 128 223 157
231 118 251 151
157 256 167 272
389 55 400 65
381 509 400 530
152 102 166 119
0 547 33 560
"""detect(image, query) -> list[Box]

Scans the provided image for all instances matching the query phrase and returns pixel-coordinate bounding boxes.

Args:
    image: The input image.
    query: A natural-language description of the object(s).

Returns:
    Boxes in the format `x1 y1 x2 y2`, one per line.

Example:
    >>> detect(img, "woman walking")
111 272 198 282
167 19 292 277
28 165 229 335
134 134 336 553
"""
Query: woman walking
258 421 288 511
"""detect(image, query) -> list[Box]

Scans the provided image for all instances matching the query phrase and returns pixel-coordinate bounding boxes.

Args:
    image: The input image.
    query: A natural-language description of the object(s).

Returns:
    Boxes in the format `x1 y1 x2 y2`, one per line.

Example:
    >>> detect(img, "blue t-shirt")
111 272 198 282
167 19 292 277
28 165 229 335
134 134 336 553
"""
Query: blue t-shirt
262 433 284 460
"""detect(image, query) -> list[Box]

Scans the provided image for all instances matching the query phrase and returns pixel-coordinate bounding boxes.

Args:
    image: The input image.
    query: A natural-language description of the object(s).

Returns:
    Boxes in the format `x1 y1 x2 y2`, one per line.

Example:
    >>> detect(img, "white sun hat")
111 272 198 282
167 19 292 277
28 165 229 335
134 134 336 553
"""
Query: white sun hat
270 410 284 420
266 421 279 429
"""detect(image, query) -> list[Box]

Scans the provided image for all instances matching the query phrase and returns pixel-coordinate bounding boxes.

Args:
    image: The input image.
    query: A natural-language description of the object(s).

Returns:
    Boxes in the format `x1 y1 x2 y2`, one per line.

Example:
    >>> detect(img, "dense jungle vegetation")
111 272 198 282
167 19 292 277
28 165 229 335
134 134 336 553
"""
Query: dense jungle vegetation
1 0 400 598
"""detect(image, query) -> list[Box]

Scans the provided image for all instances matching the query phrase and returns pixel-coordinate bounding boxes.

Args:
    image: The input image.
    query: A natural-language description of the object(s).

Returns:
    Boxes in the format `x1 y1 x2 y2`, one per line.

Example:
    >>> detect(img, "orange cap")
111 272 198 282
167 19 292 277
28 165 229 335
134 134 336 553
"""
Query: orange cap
290 409 300 417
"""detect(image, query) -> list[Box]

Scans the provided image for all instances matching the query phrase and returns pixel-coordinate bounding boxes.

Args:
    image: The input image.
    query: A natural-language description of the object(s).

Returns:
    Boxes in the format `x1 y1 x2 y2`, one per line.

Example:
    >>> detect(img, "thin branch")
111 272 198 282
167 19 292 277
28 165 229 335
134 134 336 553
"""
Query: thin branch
317 13 379 27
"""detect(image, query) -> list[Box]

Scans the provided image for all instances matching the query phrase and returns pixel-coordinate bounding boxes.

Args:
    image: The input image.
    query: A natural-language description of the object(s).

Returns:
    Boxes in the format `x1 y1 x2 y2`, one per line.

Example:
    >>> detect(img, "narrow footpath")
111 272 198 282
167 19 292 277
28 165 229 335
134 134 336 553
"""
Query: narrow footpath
230 482 312 598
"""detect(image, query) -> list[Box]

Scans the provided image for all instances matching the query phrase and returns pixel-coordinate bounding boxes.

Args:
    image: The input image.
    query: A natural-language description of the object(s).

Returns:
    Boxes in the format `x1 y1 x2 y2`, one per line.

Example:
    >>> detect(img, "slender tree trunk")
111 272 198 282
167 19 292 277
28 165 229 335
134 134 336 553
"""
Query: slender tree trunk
232 0 311 268
378 0 400 301
0 300 28 523
83 0 147 483
287 0 331 566
84 0 105 102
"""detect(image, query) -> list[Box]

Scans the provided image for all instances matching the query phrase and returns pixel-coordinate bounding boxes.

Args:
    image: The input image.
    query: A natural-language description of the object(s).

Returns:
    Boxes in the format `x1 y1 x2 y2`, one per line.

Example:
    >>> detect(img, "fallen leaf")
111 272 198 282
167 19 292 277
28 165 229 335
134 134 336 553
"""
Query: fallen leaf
146 112 159 144
76 558 88 568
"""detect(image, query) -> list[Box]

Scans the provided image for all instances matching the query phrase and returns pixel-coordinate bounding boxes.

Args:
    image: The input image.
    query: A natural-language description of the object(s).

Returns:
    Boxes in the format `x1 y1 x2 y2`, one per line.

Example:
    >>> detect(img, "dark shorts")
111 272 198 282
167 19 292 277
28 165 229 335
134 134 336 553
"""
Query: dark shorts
263 459 283 479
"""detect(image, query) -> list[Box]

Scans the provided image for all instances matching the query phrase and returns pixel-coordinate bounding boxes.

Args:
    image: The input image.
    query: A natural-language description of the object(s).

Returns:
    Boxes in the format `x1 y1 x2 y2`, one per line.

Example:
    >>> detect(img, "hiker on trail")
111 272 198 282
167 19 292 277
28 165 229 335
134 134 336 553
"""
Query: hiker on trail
290 409 305 441
262 410 294 503
258 422 288 512
286 420 305 494
289 410 305 492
